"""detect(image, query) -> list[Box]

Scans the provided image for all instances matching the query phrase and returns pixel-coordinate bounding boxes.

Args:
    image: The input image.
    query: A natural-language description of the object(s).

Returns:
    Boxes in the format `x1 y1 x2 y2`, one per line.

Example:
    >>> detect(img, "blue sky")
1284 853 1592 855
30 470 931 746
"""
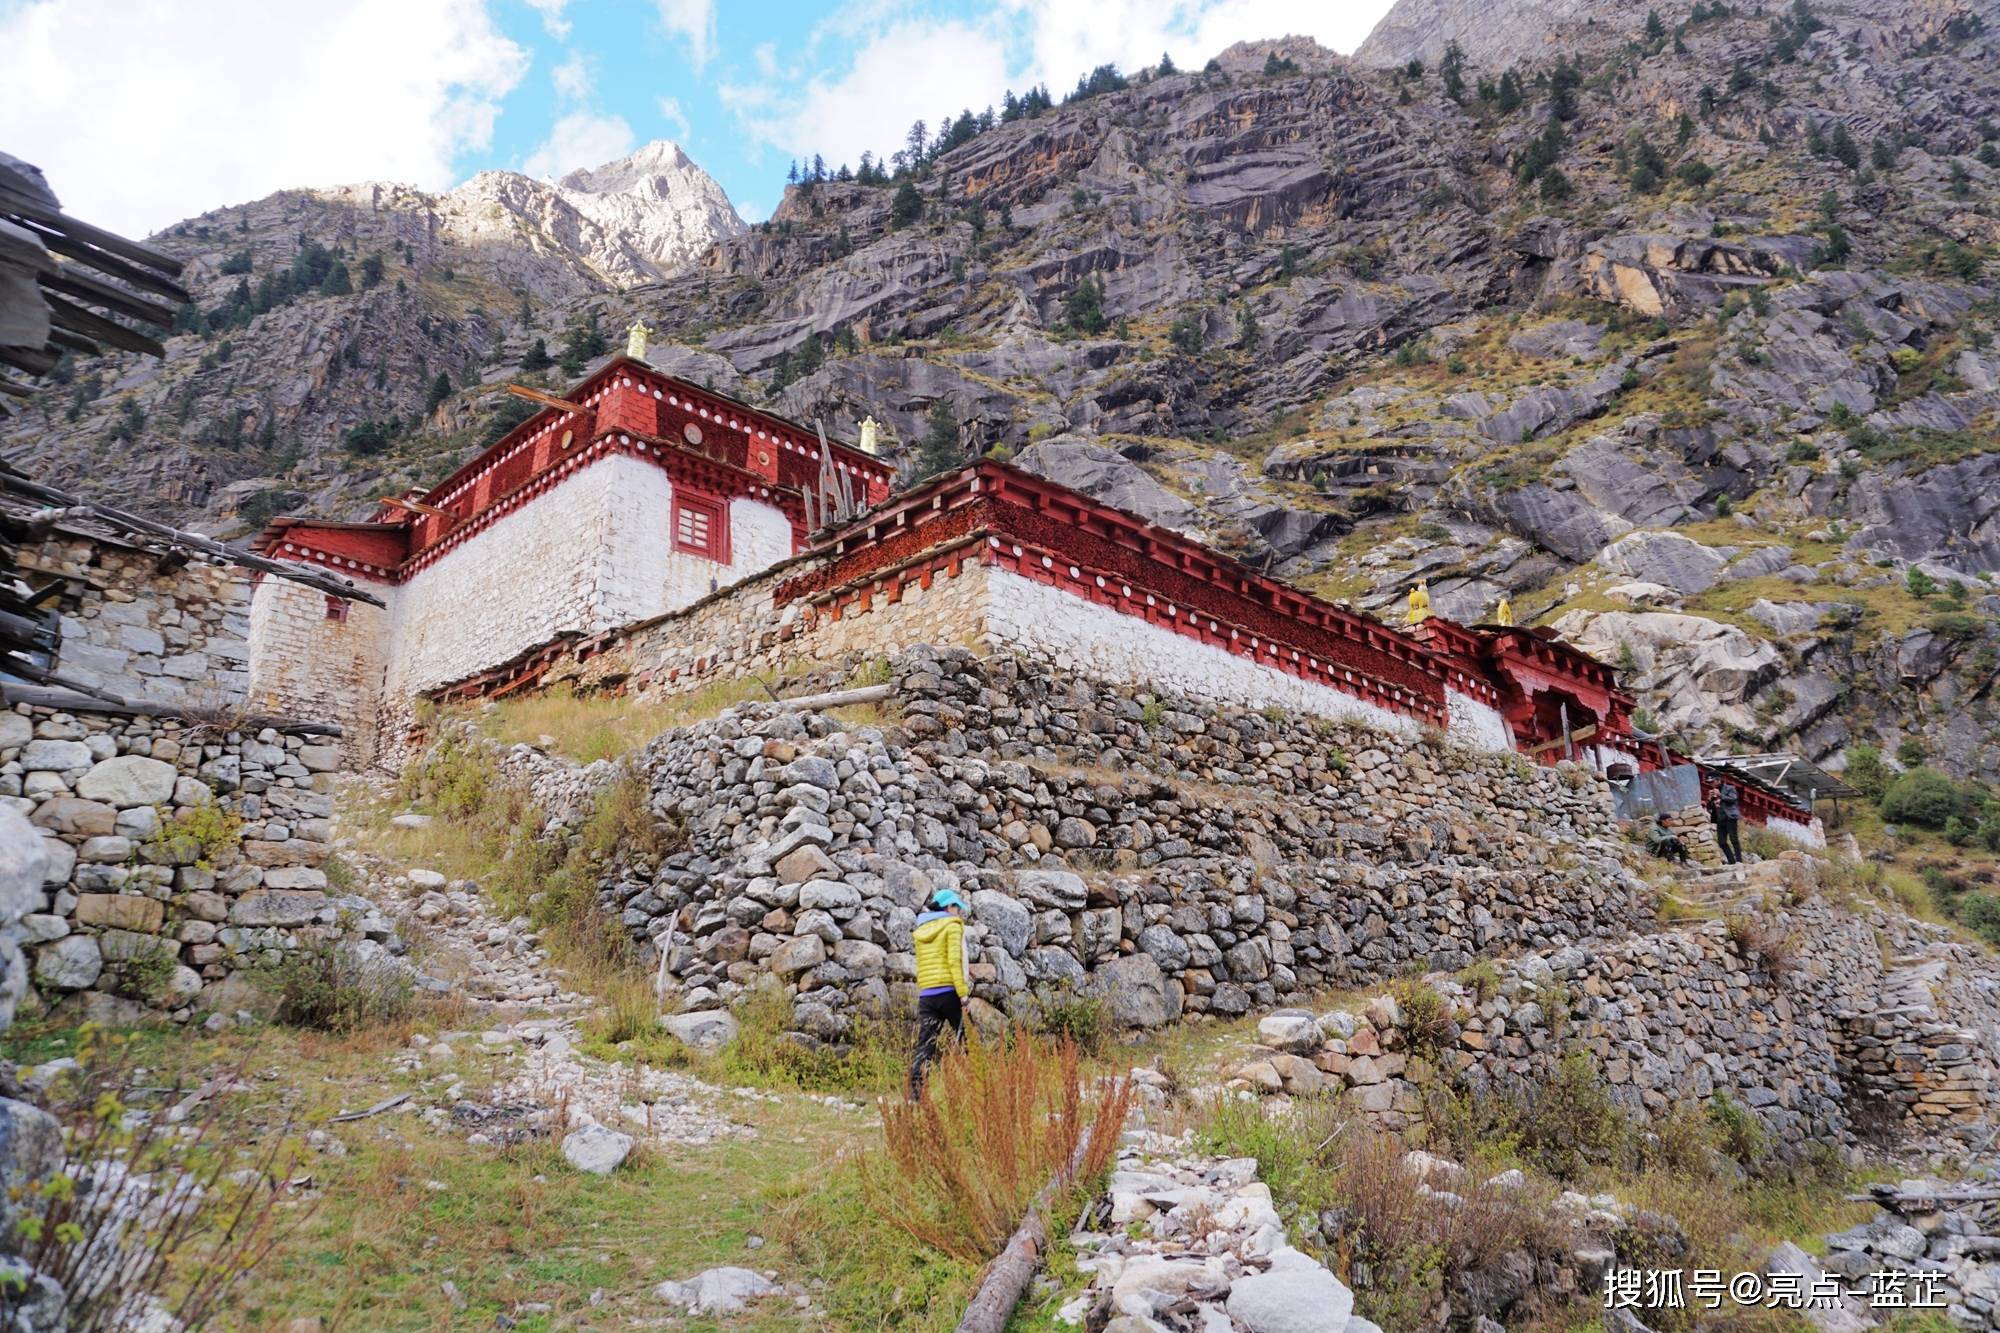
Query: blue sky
1 0 1394 236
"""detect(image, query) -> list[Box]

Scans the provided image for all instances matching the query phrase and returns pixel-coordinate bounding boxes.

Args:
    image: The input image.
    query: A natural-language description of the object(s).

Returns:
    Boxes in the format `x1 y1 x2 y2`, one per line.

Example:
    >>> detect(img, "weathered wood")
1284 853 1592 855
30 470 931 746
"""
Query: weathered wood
776 683 893 712
0 684 343 735
45 290 165 357
2 470 386 607
955 1132 1099 1333
39 263 179 328
954 1209 1048 1333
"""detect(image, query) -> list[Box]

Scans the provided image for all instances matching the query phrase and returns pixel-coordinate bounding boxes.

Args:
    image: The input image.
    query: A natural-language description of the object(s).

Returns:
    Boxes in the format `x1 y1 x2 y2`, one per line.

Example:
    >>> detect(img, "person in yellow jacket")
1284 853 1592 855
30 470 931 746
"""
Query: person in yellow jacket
909 888 969 1097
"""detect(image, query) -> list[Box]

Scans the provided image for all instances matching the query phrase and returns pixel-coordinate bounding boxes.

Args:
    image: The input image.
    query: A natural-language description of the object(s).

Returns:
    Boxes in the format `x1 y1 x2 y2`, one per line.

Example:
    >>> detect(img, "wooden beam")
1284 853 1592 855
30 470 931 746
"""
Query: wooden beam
504 383 579 412
12 218 189 302
45 292 164 357
378 495 449 518
38 264 179 328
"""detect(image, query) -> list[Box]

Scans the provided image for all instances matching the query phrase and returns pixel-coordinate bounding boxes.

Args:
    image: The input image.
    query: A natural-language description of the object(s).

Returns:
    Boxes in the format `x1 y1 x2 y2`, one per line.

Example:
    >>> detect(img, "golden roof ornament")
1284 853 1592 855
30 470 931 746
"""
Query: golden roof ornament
1405 580 1432 625
626 319 653 360
858 416 880 455
1495 595 1513 627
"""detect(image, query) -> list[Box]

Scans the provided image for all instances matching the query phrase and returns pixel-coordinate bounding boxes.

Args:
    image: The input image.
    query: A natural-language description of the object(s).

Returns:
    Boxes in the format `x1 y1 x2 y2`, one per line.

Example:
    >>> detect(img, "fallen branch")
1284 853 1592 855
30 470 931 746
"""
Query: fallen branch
955 1118 1105 1333
329 1093 411 1123
776 683 893 712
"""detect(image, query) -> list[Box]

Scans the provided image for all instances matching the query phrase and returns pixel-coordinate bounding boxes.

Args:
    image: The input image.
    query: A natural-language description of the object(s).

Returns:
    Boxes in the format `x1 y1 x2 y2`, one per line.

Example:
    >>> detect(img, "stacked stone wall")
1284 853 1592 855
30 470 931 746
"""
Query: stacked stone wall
1227 861 2000 1151
468 646 1647 1039
24 536 251 710
1 702 394 1021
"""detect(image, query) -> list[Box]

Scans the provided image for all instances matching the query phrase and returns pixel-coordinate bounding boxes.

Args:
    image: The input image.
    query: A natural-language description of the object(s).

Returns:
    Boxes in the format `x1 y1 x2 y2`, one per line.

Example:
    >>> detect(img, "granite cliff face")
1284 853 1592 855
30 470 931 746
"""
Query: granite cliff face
5 6 1999 780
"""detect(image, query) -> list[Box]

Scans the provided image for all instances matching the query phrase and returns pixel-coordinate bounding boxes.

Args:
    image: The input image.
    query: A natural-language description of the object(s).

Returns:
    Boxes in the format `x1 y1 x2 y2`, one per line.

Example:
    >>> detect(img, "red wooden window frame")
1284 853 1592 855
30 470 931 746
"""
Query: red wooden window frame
672 490 729 563
324 594 350 622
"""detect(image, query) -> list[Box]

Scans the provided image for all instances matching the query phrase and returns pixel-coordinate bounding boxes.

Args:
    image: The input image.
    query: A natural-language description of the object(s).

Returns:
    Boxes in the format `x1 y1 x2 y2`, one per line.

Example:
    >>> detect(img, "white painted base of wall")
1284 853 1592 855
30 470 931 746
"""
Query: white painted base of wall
1762 814 1827 849
1445 690 1513 753
985 568 1420 736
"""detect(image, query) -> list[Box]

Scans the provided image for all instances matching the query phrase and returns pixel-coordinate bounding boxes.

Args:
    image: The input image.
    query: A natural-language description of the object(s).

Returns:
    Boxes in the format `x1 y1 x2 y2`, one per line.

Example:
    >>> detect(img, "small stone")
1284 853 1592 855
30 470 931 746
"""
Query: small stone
561 1124 634 1176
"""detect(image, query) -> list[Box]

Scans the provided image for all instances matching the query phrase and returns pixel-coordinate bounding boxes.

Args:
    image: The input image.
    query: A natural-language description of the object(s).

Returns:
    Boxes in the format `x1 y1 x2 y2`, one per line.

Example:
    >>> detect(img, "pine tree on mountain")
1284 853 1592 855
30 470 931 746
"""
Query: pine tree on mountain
520 338 553 371
1158 50 1176 75
319 261 352 296
425 371 453 413
892 179 923 229
359 253 385 289
912 400 961 480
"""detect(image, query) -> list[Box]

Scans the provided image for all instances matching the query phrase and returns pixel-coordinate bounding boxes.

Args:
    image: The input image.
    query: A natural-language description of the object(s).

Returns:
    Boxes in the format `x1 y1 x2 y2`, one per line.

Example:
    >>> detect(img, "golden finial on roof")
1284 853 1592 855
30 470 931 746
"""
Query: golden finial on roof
1405 580 1432 625
626 319 653 360
1495 595 1513 627
858 416 880 455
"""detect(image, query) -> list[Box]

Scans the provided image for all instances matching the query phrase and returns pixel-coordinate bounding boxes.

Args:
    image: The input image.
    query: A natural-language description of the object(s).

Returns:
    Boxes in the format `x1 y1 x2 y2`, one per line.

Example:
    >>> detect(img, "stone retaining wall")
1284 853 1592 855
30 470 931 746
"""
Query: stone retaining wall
466 646 1649 1039
1227 858 2000 1150
1 702 394 1021
24 533 251 711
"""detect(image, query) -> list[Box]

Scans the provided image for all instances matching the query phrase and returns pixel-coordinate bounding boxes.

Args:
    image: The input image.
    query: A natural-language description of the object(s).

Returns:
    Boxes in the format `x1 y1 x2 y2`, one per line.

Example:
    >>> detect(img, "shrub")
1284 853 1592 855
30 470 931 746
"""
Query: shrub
1881 766 1979 829
1035 987 1110 1055
866 1036 1131 1261
5 1030 306 1329
1390 979 1458 1059
1444 1050 1632 1181
266 938 416 1033
1728 908 1808 972
145 799 244 871
1707 1090 1768 1166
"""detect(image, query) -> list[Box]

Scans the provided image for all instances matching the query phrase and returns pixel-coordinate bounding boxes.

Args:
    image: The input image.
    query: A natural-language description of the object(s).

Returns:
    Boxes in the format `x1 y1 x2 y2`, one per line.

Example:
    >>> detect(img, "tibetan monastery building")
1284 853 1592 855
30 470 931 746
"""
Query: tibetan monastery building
244 347 1822 844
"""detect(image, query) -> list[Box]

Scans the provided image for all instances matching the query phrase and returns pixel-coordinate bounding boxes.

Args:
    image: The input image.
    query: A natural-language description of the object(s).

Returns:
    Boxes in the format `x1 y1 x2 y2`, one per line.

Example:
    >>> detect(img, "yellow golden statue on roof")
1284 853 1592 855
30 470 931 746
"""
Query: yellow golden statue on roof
1405 580 1432 625
1495 595 1513 627
626 319 653 359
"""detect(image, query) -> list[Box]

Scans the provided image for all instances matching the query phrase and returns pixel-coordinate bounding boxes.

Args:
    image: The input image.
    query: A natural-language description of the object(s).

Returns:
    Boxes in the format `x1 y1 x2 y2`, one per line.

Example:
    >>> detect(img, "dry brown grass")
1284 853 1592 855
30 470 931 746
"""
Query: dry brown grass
467 679 770 762
867 1037 1132 1262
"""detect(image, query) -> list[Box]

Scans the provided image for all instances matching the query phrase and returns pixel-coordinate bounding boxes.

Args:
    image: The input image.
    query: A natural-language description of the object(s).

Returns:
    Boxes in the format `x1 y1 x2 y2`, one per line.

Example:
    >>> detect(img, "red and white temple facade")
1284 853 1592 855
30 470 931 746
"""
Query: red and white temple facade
245 353 1822 839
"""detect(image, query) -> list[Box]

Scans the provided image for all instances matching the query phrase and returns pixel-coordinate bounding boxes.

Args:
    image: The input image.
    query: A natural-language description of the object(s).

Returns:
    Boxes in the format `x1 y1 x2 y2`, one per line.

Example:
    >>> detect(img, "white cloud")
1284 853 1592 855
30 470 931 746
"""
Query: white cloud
0 0 526 238
521 110 638 180
729 0 1392 178
728 18 1011 170
523 0 571 40
753 41 779 78
656 96 693 143
655 0 717 73
1003 0 1390 94
552 50 592 102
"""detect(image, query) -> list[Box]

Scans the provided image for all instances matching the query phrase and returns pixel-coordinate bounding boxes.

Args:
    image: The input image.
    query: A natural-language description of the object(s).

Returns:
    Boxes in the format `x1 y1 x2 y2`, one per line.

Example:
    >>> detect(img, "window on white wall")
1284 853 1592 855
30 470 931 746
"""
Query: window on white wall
672 491 729 563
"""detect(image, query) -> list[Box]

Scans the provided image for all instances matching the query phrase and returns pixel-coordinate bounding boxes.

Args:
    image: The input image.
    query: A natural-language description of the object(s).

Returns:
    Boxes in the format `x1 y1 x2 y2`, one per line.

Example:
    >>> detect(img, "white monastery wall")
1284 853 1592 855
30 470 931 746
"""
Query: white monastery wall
982 568 1421 736
1444 689 1514 753
1762 812 1828 849
247 575 389 754
655 490 794 612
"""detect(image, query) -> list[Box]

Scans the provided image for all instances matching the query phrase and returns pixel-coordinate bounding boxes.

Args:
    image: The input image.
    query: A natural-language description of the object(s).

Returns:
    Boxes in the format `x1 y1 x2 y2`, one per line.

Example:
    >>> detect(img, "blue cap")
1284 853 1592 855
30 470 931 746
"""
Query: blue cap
930 889 964 910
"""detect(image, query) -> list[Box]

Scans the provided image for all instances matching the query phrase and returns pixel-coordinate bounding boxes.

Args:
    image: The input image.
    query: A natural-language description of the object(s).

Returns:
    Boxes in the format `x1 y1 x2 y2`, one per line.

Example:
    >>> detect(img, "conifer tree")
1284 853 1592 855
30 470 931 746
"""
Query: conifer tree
912 399 961 480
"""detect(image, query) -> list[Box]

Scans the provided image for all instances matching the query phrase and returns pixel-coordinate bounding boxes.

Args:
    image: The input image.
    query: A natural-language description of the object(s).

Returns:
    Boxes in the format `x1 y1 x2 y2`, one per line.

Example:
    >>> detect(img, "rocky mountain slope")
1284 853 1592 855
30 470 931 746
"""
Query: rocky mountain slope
4 0 1998 781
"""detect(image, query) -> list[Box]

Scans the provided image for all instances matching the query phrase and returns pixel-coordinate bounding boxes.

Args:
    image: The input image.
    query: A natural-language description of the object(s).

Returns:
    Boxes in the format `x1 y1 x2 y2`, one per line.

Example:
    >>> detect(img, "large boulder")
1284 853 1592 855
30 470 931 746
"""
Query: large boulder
662 1009 739 1052
0 1098 61 1249
1095 954 1180 1030
74 755 178 807
33 936 101 991
970 890 1031 958
561 1123 633 1175
654 1266 780 1316
1224 1249 1355 1333
1551 609 1782 735
1596 531 1730 596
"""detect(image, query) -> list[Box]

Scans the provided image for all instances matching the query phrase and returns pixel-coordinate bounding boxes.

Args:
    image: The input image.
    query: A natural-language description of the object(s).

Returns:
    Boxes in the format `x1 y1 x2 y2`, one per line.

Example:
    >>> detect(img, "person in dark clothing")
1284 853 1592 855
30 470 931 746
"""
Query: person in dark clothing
908 888 968 1098
1641 815 1690 865
1707 783 1743 864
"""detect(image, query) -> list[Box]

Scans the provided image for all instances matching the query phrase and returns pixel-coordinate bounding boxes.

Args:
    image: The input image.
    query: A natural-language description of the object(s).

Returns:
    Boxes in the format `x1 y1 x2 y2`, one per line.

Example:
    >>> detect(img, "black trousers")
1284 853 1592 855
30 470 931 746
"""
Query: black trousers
909 991 964 1098
1715 817 1742 864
